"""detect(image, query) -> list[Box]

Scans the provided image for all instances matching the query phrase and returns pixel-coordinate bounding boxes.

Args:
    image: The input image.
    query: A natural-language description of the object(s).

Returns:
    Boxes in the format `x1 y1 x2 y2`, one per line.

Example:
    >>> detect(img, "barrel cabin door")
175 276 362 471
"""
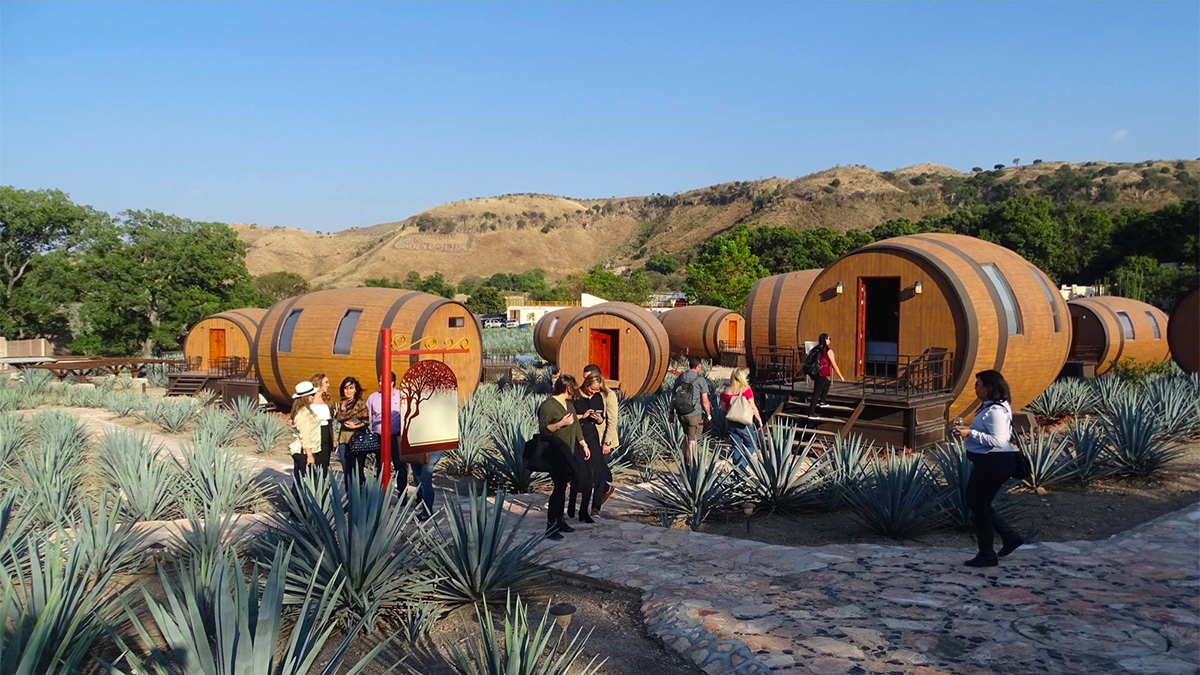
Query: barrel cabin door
728 320 738 349
209 329 226 368
857 277 901 378
589 329 619 380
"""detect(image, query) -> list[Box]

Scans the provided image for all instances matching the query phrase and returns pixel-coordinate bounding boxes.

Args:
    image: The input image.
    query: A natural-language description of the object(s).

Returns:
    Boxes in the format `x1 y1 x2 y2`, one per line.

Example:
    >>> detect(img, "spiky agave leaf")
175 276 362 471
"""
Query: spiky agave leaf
168 499 252 633
18 367 53 394
146 397 202 434
0 413 32 471
1064 417 1114 484
484 415 548 494
445 591 605 675
67 493 150 584
13 415 87 527
0 492 35 578
396 600 442 649
30 409 90 452
647 439 735 532
104 391 145 418
1142 375 1200 441
424 485 546 606
113 544 401 675
820 433 875 509
1016 427 1077 490
191 408 242 448
846 450 948 540
448 395 495 476
733 423 828 514
932 439 1018 531
225 395 264 430
245 412 289 455
1103 392 1186 477
264 475 434 629
1027 378 1096 421
173 437 263 513
98 429 181 522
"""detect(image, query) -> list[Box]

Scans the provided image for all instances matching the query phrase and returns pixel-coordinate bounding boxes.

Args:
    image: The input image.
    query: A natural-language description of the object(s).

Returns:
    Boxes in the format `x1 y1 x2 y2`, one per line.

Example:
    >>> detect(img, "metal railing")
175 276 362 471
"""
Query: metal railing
752 346 798 385
208 356 245 378
718 340 745 353
860 350 955 401
1067 345 1104 364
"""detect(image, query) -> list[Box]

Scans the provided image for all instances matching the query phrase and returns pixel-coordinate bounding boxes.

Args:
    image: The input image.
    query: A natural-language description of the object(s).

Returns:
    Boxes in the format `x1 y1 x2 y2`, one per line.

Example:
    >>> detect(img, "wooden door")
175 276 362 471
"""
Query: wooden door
728 320 738 348
855 279 866 376
209 329 226 365
589 329 612 379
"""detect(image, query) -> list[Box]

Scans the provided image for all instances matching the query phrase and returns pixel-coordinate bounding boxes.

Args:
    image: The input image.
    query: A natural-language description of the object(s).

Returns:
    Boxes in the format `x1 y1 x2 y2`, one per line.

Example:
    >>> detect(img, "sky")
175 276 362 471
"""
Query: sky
2 1 1198 232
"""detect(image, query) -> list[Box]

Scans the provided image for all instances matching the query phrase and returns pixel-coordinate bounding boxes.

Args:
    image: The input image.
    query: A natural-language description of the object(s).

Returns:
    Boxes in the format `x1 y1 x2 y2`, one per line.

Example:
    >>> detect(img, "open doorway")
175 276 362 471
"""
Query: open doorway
589 329 620 380
857 277 900 377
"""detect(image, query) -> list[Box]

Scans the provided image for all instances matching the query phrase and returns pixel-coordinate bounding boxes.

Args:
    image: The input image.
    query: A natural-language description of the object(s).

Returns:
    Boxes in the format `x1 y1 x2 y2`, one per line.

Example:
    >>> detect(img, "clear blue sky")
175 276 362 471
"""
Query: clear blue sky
2 1 1197 231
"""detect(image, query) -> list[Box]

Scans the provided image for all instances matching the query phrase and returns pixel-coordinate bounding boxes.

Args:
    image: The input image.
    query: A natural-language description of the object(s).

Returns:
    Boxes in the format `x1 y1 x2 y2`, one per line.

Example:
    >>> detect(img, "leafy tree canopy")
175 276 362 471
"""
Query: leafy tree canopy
465 285 506 315
684 225 768 310
254 271 309 301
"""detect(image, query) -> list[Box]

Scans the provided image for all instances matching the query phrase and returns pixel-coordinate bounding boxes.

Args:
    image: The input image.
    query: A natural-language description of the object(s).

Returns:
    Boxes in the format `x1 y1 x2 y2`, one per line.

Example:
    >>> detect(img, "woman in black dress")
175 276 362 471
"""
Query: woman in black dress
569 373 612 523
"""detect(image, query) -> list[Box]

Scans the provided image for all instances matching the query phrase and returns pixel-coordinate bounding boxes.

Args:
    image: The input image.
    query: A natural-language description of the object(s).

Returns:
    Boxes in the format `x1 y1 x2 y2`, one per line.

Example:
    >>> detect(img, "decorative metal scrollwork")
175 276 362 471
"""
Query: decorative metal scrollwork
391 334 472 351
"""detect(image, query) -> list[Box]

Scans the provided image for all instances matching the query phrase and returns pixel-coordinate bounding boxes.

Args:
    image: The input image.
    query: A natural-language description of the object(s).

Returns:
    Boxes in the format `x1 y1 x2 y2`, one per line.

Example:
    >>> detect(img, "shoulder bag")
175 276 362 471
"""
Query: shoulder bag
726 391 754 425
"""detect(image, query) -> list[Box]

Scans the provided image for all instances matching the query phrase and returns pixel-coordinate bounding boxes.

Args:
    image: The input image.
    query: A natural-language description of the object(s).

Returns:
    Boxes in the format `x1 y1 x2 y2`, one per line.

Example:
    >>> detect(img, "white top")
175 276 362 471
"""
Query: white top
964 400 1014 454
310 402 331 427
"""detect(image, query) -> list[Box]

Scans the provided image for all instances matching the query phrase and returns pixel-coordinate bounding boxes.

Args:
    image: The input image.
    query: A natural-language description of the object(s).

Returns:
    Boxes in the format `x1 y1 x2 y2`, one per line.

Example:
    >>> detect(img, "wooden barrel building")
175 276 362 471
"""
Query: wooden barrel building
744 269 822 381
183 308 267 375
1168 288 1199 374
796 233 1071 419
253 288 483 408
556 302 669 398
660 305 745 361
1067 296 1170 375
533 306 584 363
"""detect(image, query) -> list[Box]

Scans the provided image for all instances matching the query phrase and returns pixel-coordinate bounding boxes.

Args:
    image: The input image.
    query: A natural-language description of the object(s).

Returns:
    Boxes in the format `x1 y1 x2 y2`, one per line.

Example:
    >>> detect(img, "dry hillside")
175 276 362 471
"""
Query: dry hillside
234 159 1199 287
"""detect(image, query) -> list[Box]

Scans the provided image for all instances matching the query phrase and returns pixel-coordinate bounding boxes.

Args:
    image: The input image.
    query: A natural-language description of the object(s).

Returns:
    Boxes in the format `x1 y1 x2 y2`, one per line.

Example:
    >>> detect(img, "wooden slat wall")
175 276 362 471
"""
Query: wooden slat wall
661 305 744 360
558 302 668 398
533 307 584 363
255 289 482 408
1071 296 1171 374
1169 288 1200 374
183 308 265 373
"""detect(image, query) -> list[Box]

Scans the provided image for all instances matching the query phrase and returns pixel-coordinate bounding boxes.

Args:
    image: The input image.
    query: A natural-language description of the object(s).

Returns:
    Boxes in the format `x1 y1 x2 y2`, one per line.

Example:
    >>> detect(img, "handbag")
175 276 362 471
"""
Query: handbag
726 393 754 425
288 436 303 455
348 428 381 455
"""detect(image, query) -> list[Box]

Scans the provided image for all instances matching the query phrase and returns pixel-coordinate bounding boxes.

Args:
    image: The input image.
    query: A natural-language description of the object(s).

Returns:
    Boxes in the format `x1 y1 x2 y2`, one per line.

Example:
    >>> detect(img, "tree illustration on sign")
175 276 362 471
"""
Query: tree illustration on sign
398 360 458 454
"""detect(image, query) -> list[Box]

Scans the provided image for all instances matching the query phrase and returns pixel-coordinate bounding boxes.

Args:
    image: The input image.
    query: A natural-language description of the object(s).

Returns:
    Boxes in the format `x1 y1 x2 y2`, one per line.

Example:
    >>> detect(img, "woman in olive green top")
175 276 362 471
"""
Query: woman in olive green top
537 374 591 538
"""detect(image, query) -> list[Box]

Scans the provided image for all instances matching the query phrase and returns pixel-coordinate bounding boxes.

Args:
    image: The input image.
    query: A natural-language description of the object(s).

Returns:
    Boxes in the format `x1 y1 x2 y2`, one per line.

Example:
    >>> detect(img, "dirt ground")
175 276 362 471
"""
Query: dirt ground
645 442 1200 549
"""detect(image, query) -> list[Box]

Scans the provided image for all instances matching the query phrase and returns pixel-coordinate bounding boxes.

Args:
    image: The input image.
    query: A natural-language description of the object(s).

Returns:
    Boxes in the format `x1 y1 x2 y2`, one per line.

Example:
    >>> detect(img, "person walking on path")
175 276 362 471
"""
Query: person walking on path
569 373 613 522
308 373 334 475
583 364 619 511
669 356 711 463
806 333 844 418
289 381 323 482
720 368 763 467
952 369 1025 568
537 374 590 539
333 376 369 489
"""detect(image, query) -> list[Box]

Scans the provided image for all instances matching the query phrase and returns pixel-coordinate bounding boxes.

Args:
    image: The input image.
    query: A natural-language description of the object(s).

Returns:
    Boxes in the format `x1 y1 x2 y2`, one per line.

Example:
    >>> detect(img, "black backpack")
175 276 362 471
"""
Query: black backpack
803 347 822 377
672 377 697 416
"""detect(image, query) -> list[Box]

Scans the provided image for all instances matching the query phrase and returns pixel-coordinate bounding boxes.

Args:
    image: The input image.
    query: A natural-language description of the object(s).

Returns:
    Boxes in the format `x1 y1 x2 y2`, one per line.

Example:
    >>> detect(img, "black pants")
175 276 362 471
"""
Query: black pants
339 443 369 491
569 451 594 518
966 451 1019 555
808 376 831 416
293 447 331 482
543 446 575 527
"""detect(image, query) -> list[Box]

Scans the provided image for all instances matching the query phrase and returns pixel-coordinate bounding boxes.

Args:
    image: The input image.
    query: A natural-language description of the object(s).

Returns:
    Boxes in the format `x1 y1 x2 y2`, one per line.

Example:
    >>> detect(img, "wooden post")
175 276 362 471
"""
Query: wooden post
380 328 392 489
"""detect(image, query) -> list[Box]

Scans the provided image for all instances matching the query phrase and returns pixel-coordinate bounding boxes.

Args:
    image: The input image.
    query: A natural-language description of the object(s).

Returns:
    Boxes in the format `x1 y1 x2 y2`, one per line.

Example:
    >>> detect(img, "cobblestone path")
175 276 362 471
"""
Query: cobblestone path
510 493 1200 674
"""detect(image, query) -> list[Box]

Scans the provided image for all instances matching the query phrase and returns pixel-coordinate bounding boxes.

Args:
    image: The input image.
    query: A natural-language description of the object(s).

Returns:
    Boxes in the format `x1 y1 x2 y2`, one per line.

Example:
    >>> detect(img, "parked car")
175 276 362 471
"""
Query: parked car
483 318 504 329
505 320 519 329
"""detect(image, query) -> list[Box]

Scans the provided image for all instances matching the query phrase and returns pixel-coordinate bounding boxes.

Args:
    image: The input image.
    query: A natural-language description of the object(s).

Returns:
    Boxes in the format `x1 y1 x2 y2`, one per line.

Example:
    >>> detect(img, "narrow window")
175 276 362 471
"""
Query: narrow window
981 264 1023 334
332 309 362 355
547 316 560 338
1029 266 1060 332
1144 311 1161 339
1117 311 1135 339
278 309 302 353
448 316 465 328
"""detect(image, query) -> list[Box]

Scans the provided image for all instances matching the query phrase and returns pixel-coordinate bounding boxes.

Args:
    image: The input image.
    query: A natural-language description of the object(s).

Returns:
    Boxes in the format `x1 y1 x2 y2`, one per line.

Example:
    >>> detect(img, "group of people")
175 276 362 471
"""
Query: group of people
535 365 619 539
669 355 765 466
288 371 438 516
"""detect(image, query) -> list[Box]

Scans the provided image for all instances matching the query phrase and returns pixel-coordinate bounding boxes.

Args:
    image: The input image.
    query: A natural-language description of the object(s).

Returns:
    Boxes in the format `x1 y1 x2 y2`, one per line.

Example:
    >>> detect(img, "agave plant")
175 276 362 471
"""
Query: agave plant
1015 427 1077 490
819 433 875 509
932 439 1018 531
14 413 88 527
246 412 290 455
449 396 495 476
1103 392 1186 477
104 392 145 418
144 362 170 388
169 499 253 633
396 600 442 648
0 492 34 577
846 450 947 540
67 493 150 584
97 430 180 522
18 367 53 394
264 475 434 629
425 485 546 606
114 544 399 675
484 415 548 494
1027 378 1096 421
192 408 243 448
445 591 605 675
174 438 263 514
226 395 264 429
143 397 202 434
0 535 121 675
0 413 31 470
1064 417 1114 484
647 439 735 532
31 409 90 451
1089 374 1128 415
1142 375 1200 441
733 423 827 514
0 388 19 413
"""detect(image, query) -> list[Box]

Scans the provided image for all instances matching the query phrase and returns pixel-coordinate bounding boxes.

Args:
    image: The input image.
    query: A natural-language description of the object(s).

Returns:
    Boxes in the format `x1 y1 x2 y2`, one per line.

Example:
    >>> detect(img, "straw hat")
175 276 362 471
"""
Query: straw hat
292 381 317 399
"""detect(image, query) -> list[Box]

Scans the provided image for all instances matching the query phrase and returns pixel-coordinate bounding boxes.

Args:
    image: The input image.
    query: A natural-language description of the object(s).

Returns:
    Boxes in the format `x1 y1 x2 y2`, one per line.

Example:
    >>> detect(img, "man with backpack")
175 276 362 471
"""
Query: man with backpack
668 355 711 463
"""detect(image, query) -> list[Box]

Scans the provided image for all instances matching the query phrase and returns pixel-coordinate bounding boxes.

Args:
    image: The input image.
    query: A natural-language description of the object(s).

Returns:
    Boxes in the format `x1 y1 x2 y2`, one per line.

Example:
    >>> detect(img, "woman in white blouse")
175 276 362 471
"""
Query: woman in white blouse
952 370 1024 568
307 373 333 475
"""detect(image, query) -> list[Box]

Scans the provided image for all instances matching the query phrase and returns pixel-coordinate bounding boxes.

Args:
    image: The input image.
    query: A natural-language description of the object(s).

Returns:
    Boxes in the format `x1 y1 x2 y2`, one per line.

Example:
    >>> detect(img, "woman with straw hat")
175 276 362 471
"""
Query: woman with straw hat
290 380 323 482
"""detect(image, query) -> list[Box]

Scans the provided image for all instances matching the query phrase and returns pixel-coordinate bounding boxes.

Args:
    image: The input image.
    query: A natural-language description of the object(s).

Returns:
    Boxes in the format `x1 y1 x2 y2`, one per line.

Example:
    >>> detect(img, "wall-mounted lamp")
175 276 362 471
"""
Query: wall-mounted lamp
835 281 845 295
914 281 923 295
625 327 631 334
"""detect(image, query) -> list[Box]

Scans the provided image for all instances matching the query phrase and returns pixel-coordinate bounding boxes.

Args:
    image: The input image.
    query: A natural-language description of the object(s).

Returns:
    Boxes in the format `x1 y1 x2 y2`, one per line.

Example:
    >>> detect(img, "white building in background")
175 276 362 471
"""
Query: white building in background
505 293 607 325
1060 284 1107 301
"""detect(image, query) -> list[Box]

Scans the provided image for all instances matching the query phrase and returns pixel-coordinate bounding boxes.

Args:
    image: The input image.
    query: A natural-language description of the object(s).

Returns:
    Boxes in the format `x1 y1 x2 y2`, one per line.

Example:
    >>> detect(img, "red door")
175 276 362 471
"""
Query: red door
855 279 866 376
589 329 614 379
728 320 738 348
209 329 226 368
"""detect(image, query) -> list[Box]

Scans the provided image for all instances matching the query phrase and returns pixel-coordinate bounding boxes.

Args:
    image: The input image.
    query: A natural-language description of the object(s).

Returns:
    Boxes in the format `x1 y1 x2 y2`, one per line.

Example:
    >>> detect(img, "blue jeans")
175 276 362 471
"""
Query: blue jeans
408 452 441 513
728 422 756 467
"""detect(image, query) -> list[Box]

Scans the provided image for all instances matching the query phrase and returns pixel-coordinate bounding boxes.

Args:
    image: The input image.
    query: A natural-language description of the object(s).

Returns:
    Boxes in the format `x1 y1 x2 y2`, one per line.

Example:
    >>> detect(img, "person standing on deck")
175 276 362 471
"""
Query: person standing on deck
806 333 844 417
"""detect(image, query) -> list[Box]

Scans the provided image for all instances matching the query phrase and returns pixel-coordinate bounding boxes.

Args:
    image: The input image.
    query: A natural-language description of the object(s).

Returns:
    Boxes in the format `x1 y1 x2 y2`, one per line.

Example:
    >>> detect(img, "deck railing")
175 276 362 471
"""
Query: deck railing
860 351 955 401
752 346 798 385
718 339 745 353
208 356 245 378
1067 345 1104 364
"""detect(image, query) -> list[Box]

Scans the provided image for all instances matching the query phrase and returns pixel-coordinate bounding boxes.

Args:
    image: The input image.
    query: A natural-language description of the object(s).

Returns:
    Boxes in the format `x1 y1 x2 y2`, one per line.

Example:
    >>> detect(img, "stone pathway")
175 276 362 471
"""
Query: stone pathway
507 492 1200 674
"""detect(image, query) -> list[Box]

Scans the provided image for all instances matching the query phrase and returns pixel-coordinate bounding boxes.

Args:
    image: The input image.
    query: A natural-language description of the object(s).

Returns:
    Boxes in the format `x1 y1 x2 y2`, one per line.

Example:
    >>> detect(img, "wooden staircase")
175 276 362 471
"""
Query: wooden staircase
768 389 949 451
165 373 210 397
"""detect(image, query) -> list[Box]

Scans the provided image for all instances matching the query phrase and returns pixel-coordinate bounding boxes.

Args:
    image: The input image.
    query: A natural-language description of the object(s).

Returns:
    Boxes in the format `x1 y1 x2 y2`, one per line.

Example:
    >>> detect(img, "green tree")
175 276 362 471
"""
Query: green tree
685 229 768 310
870 218 919 241
466 285 506 315
581 266 650 304
746 226 803 274
254 271 309 301
645 254 679 274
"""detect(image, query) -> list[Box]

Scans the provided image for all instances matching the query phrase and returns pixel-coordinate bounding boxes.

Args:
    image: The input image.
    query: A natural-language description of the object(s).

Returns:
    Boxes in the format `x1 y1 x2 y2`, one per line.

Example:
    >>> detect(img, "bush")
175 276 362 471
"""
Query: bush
909 175 928 186
847 451 946 539
733 424 827 514
647 440 735 531
424 486 546 606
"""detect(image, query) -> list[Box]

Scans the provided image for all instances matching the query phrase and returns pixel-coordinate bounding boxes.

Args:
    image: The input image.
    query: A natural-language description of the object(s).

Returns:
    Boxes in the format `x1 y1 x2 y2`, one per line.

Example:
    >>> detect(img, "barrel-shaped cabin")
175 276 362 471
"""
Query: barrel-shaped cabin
556 302 669 398
253 289 483 408
660 305 745 361
1168 288 1199 374
533 307 584 363
744 269 822 382
796 233 1071 419
183 308 266 376
1067 296 1170 375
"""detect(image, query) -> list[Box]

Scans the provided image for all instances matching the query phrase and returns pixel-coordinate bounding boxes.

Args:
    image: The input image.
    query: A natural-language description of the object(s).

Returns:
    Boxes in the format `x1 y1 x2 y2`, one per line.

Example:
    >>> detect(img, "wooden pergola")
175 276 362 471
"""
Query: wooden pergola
19 358 187 381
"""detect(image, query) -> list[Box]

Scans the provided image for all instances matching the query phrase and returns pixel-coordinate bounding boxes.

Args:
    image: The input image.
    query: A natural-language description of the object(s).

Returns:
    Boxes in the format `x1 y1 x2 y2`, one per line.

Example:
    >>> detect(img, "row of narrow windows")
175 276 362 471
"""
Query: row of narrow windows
278 309 466 354
1115 310 1162 340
